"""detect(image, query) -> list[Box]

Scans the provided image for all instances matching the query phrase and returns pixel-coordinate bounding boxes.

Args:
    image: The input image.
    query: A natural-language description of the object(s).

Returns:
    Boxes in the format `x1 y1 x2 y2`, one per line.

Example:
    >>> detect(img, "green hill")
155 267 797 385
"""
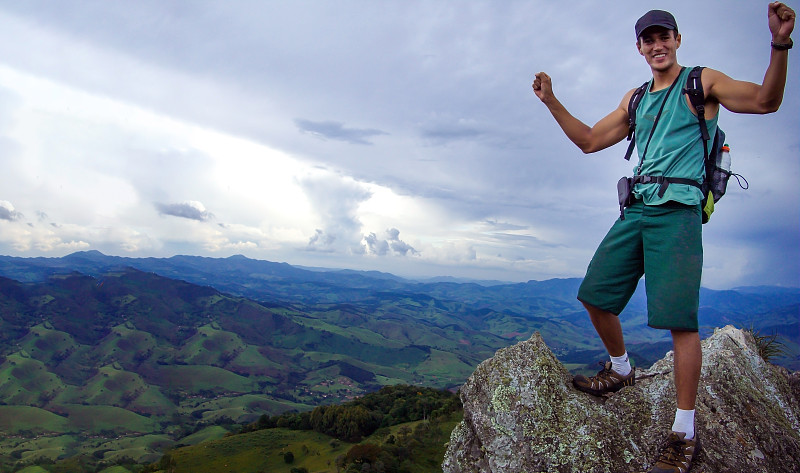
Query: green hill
0 270 501 472
0 253 797 472
141 385 461 473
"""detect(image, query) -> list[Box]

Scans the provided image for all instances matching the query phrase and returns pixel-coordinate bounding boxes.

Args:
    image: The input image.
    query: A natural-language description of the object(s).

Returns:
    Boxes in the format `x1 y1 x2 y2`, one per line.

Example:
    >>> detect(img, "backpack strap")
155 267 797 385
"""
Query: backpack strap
684 65 718 216
623 81 650 161
684 66 710 161
632 175 702 198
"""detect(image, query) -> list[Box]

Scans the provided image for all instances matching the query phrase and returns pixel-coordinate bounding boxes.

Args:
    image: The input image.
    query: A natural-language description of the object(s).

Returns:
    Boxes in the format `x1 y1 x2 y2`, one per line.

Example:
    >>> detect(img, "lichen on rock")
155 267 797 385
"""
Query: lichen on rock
443 325 800 473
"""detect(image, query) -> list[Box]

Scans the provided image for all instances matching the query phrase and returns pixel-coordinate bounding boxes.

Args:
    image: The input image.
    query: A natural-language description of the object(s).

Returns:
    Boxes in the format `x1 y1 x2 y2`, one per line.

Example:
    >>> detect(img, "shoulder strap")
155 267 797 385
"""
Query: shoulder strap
623 81 650 161
633 68 685 174
684 66 710 161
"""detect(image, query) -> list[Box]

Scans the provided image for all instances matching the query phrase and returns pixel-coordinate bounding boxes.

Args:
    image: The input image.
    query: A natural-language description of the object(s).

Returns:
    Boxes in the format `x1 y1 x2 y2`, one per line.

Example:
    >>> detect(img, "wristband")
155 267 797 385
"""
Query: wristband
771 39 793 50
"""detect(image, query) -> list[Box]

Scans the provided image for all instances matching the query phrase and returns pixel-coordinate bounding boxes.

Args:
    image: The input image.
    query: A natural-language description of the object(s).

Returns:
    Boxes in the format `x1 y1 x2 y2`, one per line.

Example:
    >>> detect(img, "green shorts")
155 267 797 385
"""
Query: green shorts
577 200 703 331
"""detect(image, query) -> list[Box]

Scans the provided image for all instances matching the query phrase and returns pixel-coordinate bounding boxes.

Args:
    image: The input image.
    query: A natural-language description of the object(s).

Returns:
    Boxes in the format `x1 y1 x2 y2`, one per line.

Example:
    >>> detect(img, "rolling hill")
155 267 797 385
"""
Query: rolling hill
0 252 797 472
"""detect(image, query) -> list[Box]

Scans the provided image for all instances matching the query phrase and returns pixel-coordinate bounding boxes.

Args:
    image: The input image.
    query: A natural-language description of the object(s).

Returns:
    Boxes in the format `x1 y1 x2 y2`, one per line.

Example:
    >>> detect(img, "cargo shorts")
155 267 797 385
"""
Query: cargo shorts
577 200 703 331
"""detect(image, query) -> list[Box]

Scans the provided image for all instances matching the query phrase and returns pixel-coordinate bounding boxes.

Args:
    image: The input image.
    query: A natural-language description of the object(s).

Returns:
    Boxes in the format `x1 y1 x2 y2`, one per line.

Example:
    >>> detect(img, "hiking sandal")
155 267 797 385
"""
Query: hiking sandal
572 361 636 396
649 431 700 473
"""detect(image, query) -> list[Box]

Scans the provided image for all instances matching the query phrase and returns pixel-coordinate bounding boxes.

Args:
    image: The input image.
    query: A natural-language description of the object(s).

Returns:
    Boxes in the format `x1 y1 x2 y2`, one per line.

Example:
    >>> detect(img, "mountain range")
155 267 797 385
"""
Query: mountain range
0 251 797 469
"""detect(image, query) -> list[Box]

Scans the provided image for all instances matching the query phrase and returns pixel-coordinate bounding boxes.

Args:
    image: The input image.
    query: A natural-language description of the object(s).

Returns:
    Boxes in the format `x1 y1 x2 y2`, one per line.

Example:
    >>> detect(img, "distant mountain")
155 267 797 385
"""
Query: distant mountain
1 251 797 364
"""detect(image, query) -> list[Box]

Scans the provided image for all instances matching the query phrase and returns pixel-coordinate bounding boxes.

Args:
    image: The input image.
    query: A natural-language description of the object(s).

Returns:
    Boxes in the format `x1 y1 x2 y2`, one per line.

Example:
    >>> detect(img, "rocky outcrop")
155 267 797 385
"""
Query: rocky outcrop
442 325 800 473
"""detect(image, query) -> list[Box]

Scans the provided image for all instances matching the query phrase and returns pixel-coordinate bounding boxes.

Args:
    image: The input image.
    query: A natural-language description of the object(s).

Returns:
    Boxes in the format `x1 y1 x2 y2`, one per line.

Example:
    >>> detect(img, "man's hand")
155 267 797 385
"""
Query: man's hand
532 72 554 103
769 2 795 43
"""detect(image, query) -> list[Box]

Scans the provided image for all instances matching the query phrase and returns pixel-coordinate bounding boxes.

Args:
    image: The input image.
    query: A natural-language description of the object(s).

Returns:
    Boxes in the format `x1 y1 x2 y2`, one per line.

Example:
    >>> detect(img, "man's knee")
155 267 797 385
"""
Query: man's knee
581 300 618 318
671 330 702 363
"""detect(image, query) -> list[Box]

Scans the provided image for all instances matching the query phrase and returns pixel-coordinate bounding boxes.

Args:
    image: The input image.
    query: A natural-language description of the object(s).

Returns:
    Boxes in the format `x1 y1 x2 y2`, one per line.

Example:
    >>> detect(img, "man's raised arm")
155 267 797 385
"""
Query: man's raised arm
532 72 633 154
705 2 795 114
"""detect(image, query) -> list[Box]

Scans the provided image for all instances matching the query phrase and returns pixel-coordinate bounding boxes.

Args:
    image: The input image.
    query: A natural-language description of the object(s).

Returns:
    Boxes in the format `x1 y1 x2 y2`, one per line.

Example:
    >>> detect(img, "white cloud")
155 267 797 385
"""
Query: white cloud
0 201 22 221
362 228 417 256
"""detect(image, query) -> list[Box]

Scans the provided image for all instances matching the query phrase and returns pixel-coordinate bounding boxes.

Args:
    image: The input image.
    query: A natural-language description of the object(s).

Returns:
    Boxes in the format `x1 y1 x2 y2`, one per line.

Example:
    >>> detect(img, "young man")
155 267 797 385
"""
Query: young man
532 3 794 473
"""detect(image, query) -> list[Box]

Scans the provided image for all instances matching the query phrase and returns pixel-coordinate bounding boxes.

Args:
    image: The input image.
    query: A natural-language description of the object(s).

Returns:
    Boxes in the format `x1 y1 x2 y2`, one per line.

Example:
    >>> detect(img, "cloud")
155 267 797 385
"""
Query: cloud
156 201 213 221
300 173 372 253
362 232 389 255
0 201 22 221
419 118 485 145
363 228 417 256
306 229 337 253
295 119 388 145
0 2 796 288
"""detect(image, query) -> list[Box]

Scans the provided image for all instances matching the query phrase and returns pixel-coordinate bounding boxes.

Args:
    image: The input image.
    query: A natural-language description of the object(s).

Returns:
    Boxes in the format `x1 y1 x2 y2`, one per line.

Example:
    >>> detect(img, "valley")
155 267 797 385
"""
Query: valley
0 252 797 472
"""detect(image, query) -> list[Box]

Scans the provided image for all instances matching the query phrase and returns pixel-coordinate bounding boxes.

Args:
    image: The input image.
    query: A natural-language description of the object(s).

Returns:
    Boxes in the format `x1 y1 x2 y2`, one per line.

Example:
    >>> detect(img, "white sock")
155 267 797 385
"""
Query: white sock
672 408 695 440
609 352 631 376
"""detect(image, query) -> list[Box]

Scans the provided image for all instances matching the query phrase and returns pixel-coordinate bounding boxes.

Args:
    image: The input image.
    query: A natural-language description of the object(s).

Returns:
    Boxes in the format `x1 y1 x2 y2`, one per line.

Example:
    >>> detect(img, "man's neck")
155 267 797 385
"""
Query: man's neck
651 64 683 91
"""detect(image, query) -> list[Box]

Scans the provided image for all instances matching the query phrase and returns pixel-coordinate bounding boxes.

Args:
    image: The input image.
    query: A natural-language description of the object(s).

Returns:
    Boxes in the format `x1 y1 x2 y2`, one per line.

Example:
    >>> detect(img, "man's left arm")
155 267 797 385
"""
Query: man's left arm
705 1 795 114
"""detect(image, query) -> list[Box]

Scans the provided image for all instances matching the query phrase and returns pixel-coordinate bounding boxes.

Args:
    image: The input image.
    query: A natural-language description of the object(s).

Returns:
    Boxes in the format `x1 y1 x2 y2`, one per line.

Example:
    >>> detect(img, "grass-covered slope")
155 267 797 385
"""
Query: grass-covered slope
0 253 797 472
0 269 513 472
142 385 462 473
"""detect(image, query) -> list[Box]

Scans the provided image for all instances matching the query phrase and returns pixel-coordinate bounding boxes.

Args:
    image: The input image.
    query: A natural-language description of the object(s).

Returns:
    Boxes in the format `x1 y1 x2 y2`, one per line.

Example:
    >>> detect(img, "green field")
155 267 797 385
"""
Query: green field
167 428 352 473
154 411 462 473
0 407 70 434
143 365 259 393
0 354 65 406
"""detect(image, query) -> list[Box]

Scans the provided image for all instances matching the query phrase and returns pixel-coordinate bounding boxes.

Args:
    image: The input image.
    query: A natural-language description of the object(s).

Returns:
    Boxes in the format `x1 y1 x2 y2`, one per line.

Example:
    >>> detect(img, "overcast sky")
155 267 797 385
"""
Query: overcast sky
0 0 797 289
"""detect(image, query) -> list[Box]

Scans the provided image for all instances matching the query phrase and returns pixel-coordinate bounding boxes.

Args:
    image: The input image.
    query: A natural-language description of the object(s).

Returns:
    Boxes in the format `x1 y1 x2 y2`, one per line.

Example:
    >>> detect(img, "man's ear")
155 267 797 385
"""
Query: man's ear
636 39 644 56
676 33 682 49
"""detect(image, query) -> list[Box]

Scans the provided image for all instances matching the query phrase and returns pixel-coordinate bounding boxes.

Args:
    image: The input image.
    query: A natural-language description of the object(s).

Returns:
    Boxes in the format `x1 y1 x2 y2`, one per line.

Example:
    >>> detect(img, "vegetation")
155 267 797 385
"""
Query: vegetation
0 253 797 471
136 401 462 473
0 269 486 471
239 385 461 442
745 326 789 363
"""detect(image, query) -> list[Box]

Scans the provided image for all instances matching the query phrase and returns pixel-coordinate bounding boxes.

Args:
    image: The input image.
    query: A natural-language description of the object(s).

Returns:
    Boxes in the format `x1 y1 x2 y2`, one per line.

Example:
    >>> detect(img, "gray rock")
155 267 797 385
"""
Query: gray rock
442 325 800 473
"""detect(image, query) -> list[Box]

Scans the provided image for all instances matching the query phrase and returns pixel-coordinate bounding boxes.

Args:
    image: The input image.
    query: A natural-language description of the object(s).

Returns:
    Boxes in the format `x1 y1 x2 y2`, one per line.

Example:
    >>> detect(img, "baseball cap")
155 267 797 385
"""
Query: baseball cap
635 10 678 39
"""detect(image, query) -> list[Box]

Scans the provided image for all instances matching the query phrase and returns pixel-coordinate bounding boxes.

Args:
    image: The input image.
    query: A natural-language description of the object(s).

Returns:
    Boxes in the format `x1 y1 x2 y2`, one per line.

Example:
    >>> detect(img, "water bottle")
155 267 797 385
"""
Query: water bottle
719 144 731 172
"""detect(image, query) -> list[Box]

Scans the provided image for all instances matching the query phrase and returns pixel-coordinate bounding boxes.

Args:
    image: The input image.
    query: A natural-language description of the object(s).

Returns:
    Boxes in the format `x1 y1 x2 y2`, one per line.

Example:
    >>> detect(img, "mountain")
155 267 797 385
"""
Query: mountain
0 267 535 470
2 251 797 366
0 252 797 471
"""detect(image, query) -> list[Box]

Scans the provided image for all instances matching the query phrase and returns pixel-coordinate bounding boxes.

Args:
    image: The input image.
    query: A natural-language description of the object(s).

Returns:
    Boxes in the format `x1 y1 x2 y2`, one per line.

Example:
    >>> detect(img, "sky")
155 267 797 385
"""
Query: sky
0 0 797 289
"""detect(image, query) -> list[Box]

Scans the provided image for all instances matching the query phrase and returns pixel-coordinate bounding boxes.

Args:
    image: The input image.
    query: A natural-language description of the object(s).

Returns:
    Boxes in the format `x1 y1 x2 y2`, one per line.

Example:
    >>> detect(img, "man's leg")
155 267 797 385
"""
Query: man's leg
574 204 643 395
583 302 626 357
642 204 704 472
648 330 702 473
572 302 635 395
671 329 701 440
672 330 701 409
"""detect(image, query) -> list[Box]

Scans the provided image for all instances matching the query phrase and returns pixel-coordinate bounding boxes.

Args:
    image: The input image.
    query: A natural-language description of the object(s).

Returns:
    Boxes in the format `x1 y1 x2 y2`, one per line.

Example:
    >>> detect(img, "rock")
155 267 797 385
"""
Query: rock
442 325 800 473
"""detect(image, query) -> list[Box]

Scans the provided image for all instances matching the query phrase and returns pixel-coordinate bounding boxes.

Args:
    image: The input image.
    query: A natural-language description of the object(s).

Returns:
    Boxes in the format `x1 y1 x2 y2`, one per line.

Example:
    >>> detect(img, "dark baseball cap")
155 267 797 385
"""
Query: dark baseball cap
635 10 678 39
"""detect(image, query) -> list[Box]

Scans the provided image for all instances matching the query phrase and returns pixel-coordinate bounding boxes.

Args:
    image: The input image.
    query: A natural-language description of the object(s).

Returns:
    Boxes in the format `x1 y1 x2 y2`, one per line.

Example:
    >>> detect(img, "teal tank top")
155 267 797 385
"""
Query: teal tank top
632 66 718 206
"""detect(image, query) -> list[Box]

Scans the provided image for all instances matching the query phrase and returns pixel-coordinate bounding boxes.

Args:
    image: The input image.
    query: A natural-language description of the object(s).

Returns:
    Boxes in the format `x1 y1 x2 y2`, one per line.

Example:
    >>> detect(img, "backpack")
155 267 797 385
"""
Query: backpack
621 66 748 223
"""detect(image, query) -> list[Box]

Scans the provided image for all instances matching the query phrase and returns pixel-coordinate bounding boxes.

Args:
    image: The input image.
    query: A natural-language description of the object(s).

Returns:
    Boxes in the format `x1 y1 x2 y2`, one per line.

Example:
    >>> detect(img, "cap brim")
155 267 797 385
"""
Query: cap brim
636 23 677 38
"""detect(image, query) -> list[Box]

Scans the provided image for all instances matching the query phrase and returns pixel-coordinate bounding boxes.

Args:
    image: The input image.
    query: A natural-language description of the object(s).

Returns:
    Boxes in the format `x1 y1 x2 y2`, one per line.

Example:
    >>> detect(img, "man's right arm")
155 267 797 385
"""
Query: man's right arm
533 72 632 154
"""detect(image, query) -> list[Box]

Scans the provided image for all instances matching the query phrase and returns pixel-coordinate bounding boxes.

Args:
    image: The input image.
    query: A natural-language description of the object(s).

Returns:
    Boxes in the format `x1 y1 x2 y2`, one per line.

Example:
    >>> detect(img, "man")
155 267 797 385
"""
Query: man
532 3 794 473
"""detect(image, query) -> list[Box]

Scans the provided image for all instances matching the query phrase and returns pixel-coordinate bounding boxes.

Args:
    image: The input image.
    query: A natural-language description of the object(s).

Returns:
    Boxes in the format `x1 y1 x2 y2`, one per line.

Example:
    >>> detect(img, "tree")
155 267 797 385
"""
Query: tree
335 454 347 473
346 443 382 465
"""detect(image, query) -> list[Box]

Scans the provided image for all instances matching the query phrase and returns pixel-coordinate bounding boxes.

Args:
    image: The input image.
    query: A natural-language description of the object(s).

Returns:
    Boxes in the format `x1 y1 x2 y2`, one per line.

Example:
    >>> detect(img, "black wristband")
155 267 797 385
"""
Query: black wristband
771 39 793 50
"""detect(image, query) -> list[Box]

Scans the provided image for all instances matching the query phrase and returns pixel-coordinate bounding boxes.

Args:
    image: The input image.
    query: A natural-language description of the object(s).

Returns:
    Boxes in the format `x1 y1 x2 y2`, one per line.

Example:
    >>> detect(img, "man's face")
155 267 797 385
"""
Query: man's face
637 27 681 71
